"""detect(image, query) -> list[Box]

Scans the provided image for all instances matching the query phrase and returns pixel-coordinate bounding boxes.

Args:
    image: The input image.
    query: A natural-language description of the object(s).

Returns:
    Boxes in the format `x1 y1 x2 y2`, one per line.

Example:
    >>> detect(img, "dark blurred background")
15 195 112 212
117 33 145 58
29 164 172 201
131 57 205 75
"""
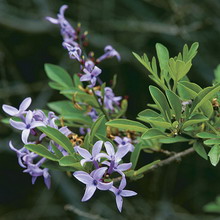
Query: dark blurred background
1 0 220 219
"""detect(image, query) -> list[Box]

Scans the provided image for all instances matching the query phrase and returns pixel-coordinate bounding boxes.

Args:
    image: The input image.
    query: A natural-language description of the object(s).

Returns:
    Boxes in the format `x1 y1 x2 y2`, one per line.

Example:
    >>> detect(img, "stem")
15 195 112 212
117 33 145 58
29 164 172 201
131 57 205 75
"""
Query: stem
113 147 195 183
91 88 110 121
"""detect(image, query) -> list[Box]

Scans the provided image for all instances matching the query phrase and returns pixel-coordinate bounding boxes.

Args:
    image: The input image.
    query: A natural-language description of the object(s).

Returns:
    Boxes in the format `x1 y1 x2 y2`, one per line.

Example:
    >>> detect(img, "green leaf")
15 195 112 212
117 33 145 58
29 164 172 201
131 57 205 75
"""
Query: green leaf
159 136 190 144
137 116 171 129
51 143 63 159
130 142 146 169
168 59 192 82
38 126 74 154
204 139 220 146
165 90 182 121
156 43 169 71
90 115 106 143
48 82 66 91
138 109 160 118
197 132 218 139
149 86 171 121
208 145 220 166
193 141 208 160
182 114 208 130
141 128 167 140
190 83 220 115
73 74 83 87
182 42 199 62
61 113 93 126
177 81 202 99
106 119 148 133
45 64 73 88
42 160 76 172
25 144 58 161
59 156 82 170
134 160 160 176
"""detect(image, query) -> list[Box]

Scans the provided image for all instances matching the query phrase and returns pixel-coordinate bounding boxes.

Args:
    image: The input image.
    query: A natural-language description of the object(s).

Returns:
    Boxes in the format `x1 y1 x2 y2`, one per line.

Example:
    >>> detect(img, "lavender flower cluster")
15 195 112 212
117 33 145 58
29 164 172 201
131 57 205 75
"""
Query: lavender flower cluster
2 4 138 212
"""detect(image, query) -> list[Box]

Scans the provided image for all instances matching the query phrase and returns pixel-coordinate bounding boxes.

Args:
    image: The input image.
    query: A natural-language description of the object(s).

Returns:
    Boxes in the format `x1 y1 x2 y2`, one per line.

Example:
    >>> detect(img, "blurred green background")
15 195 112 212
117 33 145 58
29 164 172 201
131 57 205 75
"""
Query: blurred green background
1 0 220 219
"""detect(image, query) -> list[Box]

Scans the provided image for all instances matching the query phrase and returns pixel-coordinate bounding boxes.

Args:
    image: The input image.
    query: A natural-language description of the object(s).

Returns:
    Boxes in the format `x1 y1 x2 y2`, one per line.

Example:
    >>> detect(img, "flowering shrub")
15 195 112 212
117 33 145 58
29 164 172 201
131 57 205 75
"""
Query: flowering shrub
2 5 220 212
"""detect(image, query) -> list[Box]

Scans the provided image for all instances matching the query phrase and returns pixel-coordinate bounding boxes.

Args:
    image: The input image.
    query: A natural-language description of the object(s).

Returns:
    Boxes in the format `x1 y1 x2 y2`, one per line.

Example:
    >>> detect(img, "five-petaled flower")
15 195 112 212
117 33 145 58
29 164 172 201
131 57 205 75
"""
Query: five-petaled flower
110 177 137 212
73 167 113 201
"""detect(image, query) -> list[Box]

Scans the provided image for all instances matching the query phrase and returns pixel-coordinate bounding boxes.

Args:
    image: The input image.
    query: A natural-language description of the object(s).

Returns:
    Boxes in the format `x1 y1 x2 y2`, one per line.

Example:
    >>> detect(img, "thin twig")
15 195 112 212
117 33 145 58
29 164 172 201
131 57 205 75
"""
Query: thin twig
64 204 108 220
113 147 195 183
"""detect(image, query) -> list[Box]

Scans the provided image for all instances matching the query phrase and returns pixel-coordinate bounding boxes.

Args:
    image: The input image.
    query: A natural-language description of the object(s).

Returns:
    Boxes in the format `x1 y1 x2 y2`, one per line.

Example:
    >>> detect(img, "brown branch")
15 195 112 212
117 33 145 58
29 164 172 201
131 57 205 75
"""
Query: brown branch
113 147 195 183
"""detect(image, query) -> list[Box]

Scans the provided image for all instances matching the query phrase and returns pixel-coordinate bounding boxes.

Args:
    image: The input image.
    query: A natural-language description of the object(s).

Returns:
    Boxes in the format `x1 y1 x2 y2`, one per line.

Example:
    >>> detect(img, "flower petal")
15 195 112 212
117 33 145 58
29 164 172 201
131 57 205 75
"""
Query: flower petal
82 185 96 202
120 190 137 197
92 66 102 76
19 97 31 112
25 110 33 125
114 136 122 145
2 105 18 116
30 121 46 129
97 181 113 191
80 74 91 82
104 141 115 156
76 147 92 159
73 171 93 185
92 167 107 180
9 119 26 130
117 163 132 172
116 195 123 212
92 140 103 157
22 129 30 144
45 17 59 24
119 177 127 190
115 146 129 162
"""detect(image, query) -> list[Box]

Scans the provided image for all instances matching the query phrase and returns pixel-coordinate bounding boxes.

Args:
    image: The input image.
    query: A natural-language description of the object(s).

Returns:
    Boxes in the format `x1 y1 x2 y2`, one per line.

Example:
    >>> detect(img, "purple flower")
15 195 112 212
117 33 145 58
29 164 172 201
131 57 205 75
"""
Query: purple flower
97 45 121 62
63 42 82 61
46 5 76 46
9 141 37 168
114 136 134 152
110 177 137 212
9 110 45 144
87 108 98 121
75 140 103 168
96 87 122 111
24 158 51 189
84 60 95 72
80 66 102 87
73 167 113 201
2 97 31 117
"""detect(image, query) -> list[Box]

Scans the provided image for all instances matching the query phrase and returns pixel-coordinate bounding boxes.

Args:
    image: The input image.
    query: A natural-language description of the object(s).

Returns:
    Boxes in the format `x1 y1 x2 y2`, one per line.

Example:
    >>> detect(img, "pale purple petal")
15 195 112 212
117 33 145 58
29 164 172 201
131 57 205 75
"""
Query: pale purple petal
115 146 129 162
109 186 117 194
73 171 93 185
22 129 30 144
45 17 59 24
80 158 89 166
30 121 46 129
32 176 37 184
59 5 68 16
44 176 51 189
119 177 127 190
59 126 72 136
117 163 132 172
116 195 123 212
95 152 110 160
9 119 26 130
25 110 33 125
92 141 103 157
114 136 122 145
2 105 18 116
92 167 107 180
80 74 91 82
104 141 115 156
82 185 96 202
90 77 97 87
19 97 31 112
97 181 113 190
120 190 137 197
77 147 92 159
92 66 102 76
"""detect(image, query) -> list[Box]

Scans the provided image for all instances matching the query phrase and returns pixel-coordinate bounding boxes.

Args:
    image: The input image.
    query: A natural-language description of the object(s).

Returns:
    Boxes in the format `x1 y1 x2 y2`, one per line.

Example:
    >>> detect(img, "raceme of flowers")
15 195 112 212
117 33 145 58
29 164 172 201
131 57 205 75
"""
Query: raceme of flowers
2 97 136 212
